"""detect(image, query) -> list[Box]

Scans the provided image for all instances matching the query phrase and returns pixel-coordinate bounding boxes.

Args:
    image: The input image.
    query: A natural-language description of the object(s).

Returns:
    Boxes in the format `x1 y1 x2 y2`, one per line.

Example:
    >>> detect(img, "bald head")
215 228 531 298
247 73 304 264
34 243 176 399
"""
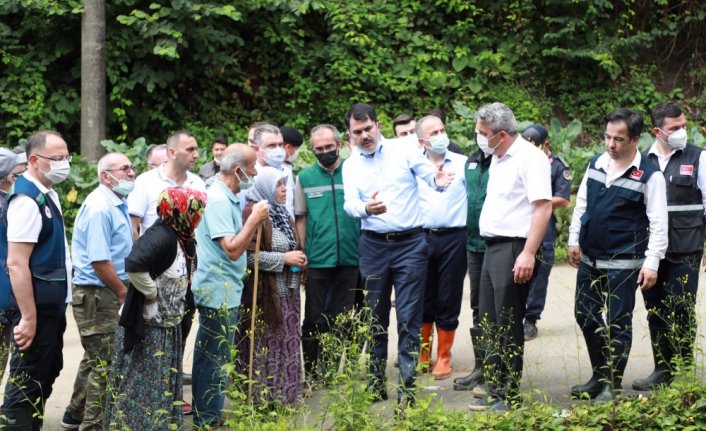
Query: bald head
97 152 135 192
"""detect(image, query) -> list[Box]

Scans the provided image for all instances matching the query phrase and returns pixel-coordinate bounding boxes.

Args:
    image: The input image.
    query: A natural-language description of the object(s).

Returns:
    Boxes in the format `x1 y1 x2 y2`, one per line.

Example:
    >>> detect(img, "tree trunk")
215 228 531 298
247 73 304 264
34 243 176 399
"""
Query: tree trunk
81 0 106 161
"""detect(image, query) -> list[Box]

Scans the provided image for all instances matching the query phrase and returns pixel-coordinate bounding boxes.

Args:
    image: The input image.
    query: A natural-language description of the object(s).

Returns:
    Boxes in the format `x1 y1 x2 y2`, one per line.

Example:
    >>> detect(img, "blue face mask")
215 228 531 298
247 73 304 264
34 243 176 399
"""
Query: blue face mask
264 147 286 169
235 168 255 190
427 134 450 154
107 172 135 196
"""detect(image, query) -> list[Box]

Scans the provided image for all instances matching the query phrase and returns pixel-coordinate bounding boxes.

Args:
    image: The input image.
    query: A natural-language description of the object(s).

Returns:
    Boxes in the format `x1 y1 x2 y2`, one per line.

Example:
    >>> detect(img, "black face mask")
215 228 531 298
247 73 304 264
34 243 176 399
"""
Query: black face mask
315 149 339 168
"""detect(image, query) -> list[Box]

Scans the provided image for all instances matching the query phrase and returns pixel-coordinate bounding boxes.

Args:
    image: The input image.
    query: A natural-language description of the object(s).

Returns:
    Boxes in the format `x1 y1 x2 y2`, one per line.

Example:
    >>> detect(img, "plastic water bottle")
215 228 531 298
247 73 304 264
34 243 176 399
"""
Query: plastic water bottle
290 266 300 273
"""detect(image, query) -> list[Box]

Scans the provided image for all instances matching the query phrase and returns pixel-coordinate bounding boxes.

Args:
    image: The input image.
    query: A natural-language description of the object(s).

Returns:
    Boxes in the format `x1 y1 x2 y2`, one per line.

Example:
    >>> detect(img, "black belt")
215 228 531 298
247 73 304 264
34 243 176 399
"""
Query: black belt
424 227 466 236
362 227 423 242
482 236 525 246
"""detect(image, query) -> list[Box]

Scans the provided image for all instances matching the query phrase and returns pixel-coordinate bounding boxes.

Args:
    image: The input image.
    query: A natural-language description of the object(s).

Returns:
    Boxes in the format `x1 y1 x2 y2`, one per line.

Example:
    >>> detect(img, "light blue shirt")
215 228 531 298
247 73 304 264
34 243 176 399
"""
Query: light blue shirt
72 185 132 286
193 179 245 309
418 150 468 228
343 138 439 232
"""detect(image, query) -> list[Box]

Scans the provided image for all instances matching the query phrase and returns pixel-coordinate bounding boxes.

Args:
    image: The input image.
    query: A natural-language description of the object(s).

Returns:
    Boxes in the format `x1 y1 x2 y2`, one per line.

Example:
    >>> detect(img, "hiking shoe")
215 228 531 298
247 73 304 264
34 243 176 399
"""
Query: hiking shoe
61 411 81 430
472 383 489 398
524 321 538 341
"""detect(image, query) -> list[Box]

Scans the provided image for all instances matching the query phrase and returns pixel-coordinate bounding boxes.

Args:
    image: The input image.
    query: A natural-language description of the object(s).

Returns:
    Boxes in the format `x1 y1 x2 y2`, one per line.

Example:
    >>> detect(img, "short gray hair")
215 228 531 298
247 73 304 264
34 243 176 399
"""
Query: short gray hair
475 103 517 135
97 152 123 180
253 124 280 148
310 124 340 143
220 147 248 172
415 115 441 138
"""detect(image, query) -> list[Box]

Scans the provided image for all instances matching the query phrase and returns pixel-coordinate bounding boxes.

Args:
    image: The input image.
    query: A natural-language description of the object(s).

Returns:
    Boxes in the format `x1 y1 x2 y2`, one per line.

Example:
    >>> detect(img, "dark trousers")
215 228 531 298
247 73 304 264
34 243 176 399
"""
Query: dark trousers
574 261 639 345
422 230 466 330
2 311 66 428
526 244 555 322
478 239 531 401
302 266 359 337
181 286 195 360
641 254 700 360
466 252 485 328
359 232 428 394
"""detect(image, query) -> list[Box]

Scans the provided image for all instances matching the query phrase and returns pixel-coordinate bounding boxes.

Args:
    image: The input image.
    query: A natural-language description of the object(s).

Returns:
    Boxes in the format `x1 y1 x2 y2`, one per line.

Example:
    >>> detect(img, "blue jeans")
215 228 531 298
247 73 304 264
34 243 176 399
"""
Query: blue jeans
192 306 239 426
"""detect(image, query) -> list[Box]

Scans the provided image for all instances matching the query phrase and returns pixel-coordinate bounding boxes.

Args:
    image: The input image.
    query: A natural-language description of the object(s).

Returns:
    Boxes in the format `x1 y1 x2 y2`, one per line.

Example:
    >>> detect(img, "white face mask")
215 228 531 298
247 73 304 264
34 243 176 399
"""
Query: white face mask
426 134 450 154
476 131 499 155
264 147 286 168
660 127 687 150
106 172 135 196
40 159 70 185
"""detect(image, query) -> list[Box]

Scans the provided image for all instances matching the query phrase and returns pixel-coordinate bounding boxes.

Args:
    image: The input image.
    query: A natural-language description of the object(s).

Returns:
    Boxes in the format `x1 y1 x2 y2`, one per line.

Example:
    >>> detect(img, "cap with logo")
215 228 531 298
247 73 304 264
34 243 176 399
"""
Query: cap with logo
522 125 549 148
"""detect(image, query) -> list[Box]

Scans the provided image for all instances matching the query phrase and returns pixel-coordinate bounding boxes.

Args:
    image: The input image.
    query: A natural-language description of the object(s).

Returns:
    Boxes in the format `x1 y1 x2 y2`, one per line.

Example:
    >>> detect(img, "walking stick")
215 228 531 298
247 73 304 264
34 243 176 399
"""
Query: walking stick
247 222 263 402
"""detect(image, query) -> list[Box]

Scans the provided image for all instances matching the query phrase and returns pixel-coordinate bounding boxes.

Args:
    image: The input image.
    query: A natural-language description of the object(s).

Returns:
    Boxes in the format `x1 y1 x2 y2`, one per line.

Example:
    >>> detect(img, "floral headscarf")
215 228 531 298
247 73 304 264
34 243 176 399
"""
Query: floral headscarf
157 187 207 240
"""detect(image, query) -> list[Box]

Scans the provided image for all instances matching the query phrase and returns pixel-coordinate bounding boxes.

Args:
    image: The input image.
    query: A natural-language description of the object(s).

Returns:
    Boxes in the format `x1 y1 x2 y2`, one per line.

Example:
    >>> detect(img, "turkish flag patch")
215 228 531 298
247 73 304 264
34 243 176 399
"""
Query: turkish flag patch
680 165 694 175
629 169 643 180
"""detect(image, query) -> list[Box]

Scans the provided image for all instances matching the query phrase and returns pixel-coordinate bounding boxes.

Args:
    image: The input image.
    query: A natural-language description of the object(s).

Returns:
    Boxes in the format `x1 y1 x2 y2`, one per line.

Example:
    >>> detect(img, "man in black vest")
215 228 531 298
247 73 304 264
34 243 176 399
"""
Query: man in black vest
568 108 668 404
633 102 705 391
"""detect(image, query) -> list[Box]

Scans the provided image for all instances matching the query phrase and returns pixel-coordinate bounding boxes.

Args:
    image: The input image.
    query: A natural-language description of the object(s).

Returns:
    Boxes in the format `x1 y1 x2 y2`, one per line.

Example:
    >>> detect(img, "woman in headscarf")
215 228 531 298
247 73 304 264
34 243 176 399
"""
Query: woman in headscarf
238 166 307 405
104 187 206 431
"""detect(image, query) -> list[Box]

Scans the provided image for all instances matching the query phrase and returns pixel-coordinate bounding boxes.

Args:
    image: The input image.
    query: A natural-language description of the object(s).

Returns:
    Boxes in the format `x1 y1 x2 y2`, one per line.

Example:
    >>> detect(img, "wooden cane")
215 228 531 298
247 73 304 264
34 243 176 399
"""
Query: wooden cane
247 222 263 402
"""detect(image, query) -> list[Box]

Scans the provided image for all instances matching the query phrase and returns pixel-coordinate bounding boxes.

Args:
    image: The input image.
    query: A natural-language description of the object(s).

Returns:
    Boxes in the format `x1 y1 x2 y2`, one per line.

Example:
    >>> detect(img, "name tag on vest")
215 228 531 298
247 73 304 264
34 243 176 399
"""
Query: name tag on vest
680 165 694 176
307 191 324 198
468 163 478 170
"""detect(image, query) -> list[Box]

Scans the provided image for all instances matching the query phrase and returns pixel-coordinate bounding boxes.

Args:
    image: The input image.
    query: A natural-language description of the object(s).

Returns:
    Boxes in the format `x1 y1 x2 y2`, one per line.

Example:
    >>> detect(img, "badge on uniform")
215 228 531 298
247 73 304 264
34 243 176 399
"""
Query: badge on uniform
563 169 570 180
307 191 324 198
629 169 643 180
44 206 52 218
468 163 478 170
680 165 694 176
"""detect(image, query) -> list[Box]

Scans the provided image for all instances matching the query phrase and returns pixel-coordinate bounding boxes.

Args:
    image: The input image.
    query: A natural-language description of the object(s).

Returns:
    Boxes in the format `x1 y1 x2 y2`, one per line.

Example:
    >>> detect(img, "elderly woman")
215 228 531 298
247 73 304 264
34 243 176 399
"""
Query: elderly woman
105 187 206 431
239 166 307 405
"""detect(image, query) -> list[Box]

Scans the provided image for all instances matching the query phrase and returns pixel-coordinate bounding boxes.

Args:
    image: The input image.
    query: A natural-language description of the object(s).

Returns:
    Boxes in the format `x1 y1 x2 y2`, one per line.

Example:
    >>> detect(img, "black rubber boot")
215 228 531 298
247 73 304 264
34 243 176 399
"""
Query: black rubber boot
592 339 629 404
454 328 485 391
571 329 606 399
302 336 320 382
633 327 673 391
0 408 36 430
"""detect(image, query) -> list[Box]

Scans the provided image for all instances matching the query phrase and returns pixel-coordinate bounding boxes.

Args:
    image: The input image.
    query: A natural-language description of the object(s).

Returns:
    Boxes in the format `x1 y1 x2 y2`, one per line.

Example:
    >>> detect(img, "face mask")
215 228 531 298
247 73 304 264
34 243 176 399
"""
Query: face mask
661 127 687 150
40 159 70 185
427 134 450 154
263 147 286 168
315 149 339 168
107 172 135 196
235 168 255 190
476 132 499 155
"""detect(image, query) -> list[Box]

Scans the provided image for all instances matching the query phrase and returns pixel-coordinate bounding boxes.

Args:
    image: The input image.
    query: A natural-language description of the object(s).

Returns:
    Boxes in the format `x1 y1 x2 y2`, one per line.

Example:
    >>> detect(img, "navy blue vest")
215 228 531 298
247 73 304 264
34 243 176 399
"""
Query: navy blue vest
0 176 67 314
646 144 704 256
579 154 659 262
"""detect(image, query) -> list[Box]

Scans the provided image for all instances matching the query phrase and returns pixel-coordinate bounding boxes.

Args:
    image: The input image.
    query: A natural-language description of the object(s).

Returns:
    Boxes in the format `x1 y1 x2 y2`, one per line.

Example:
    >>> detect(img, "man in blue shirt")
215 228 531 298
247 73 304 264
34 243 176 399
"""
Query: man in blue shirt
416 115 468 380
191 144 269 428
342 103 453 412
61 153 135 430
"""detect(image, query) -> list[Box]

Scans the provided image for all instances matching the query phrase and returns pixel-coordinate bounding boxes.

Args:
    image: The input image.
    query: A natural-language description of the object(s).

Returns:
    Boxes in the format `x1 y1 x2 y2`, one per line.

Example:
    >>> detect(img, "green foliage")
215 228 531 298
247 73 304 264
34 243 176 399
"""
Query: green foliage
2 1 705 152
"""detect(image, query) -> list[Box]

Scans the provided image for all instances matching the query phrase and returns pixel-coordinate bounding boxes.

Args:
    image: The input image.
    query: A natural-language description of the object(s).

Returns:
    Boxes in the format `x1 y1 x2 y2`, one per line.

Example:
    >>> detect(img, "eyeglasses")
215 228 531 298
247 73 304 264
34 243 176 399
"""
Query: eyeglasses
36 154 72 163
106 165 135 173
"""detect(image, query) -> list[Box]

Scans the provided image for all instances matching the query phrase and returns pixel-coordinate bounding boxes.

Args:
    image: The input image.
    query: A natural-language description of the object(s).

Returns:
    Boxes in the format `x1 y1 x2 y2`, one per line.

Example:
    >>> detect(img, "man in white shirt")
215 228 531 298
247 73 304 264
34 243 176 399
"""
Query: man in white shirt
252 124 295 219
568 108 668 403
0 131 73 430
468 103 552 413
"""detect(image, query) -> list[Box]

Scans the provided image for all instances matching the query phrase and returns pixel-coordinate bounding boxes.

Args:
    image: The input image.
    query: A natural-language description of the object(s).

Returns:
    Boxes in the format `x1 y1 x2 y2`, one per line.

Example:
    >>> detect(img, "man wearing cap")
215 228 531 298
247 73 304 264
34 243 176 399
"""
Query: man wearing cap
0 131 73 429
521 125 571 341
631 102 706 391
295 124 360 383
198 136 228 181
60 153 135 431
0 148 27 371
342 102 453 411
568 108 668 403
415 115 468 380
281 126 303 219
468 103 552 413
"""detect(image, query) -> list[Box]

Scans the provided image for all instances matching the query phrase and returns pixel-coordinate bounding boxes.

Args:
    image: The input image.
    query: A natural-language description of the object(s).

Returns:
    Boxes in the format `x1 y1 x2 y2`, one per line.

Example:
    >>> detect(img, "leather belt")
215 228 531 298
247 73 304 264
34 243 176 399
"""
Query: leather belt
362 227 423 242
424 227 466 236
482 236 525 246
